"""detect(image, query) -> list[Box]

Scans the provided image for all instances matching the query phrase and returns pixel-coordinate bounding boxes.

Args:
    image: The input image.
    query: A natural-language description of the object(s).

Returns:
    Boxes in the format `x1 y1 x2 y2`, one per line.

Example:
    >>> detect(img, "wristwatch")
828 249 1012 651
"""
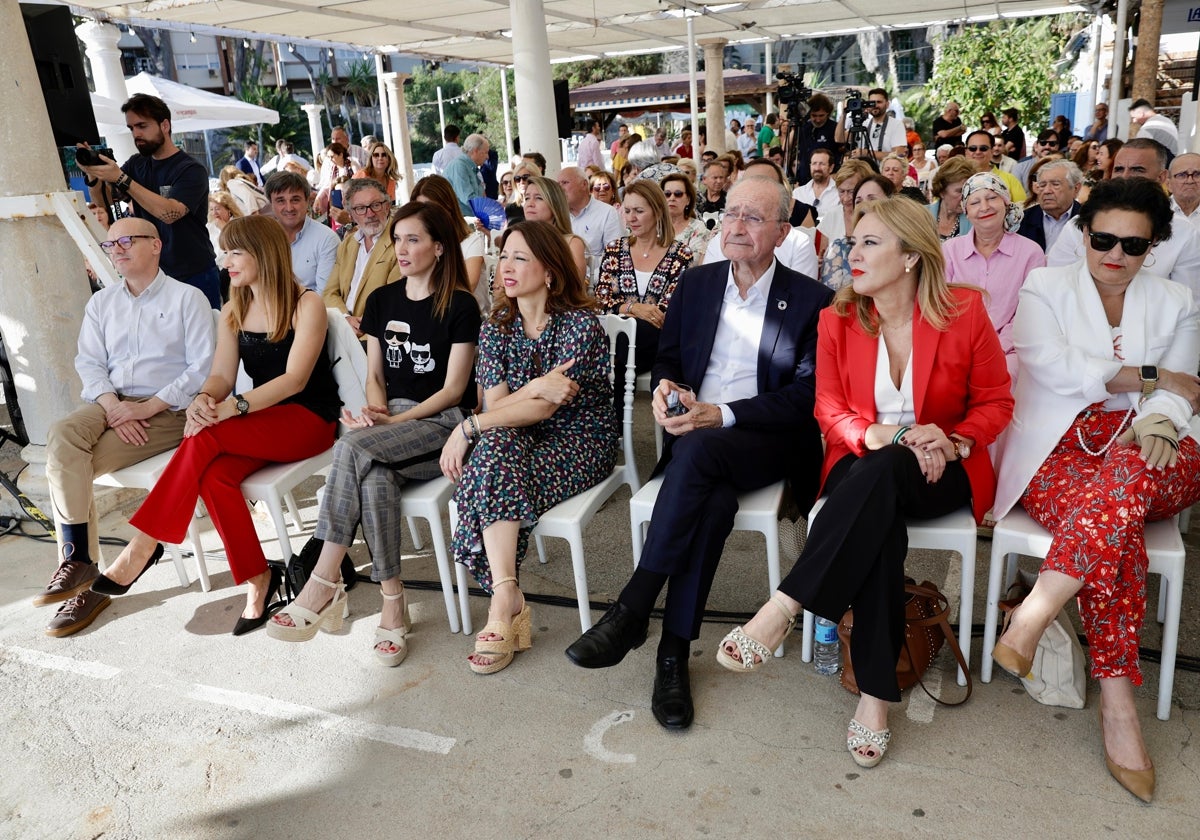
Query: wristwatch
951 438 971 461
115 172 133 192
233 393 250 416
1140 365 1159 401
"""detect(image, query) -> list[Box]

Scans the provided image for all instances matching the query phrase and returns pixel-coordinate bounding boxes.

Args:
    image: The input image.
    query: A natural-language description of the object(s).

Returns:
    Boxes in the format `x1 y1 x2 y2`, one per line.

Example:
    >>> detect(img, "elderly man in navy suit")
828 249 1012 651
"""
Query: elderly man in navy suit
1016 159 1082 252
566 177 832 729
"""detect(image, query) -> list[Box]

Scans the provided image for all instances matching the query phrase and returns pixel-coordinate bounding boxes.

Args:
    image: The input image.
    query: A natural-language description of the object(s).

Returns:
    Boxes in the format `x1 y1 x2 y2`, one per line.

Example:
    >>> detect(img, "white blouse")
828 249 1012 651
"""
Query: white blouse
875 339 916 426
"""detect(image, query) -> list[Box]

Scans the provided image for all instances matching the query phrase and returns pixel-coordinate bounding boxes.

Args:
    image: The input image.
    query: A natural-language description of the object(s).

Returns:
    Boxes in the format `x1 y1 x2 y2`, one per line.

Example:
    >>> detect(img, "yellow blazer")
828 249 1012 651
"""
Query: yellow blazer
321 230 399 318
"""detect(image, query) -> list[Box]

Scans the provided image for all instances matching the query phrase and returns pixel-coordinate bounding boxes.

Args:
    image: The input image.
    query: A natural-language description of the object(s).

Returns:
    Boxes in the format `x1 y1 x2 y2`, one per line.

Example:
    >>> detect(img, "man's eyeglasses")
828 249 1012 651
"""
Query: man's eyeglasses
349 200 390 216
99 234 155 252
724 211 778 226
966 145 992 153
1040 140 1059 148
1087 230 1152 257
1172 170 1200 182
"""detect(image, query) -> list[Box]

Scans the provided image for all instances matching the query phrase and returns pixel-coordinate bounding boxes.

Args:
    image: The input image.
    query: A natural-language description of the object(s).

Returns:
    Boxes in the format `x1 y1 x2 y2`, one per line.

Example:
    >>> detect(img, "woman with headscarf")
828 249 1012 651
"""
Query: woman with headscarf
942 172 1046 380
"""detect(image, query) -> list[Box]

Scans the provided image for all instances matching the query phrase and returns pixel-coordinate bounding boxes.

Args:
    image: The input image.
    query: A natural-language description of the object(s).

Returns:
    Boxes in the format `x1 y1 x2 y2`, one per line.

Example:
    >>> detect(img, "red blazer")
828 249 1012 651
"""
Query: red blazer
815 287 1014 523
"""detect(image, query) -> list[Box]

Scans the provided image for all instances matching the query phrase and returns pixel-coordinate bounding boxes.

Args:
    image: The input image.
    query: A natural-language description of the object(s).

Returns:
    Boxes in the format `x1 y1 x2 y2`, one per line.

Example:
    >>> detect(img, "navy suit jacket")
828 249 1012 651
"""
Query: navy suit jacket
651 259 833 503
1017 201 1081 251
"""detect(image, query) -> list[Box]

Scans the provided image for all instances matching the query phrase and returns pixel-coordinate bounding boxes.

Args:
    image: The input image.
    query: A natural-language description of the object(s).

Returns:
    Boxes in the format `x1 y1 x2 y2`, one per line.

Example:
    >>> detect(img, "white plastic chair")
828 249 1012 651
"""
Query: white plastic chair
238 309 367 564
798 498 977 685
91 308 224 591
630 476 788 653
93 447 210 591
980 506 1185 721
456 314 642 634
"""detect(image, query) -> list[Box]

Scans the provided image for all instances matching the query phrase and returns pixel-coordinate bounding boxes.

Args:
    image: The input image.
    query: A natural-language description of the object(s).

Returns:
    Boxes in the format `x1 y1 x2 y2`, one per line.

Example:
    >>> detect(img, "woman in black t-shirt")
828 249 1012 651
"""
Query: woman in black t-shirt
268 202 481 665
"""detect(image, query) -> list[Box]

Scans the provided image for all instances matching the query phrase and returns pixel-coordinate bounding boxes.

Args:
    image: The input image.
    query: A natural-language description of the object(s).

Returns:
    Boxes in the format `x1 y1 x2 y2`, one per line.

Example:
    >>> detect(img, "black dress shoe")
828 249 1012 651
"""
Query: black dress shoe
91 543 165 596
232 566 283 636
652 656 694 730
565 602 649 669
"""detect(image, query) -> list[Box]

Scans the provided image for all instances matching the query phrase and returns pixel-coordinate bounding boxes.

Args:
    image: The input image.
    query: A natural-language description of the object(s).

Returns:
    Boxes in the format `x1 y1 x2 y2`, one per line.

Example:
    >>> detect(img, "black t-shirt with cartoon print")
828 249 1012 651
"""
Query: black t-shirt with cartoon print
360 279 481 411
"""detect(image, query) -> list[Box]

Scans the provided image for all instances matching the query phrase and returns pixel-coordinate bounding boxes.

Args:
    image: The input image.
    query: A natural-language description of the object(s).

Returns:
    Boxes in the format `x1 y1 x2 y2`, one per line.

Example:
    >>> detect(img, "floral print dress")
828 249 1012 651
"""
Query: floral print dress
451 309 617 591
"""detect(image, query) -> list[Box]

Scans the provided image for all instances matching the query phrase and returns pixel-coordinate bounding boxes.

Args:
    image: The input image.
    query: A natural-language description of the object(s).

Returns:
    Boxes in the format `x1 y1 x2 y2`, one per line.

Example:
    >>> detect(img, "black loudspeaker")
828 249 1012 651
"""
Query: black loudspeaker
22 3 102 147
553 80 572 139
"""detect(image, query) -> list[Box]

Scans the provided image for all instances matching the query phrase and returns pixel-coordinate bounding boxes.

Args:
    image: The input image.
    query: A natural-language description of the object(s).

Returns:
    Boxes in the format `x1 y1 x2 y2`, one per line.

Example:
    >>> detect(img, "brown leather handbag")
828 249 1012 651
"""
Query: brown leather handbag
836 578 973 705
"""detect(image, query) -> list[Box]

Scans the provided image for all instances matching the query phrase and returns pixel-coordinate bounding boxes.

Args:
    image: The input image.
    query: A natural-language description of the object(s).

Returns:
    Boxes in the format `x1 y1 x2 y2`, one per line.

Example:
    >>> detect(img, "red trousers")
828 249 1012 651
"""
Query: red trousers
131 404 335 584
1021 408 1200 683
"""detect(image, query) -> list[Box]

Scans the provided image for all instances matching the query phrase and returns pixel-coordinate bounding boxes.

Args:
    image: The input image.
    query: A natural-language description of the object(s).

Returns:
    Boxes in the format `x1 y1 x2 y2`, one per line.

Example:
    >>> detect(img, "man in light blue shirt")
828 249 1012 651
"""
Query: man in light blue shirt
445 134 490 215
264 171 340 293
38 217 215 636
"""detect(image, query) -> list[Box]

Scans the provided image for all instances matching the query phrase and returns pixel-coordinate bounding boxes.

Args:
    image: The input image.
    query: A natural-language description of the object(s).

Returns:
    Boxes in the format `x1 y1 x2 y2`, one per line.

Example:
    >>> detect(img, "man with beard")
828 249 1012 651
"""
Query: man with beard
322 178 399 337
78 94 219 307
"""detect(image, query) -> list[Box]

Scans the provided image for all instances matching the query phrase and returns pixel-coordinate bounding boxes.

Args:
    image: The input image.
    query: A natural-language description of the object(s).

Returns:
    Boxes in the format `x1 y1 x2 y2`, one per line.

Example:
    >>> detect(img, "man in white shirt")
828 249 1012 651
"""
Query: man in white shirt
38 217 215 636
737 122 757 160
1130 99 1180 156
558 166 621 259
263 171 340 293
566 178 831 731
577 120 604 172
1168 152 1200 229
792 148 839 222
1047 139 1200 298
431 124 463 174
838 88 906 162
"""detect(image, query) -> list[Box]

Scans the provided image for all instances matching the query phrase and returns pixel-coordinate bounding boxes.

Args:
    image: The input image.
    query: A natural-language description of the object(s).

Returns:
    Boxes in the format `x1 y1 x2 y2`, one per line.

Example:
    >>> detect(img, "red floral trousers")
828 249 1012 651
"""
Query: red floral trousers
1021 407 1200 683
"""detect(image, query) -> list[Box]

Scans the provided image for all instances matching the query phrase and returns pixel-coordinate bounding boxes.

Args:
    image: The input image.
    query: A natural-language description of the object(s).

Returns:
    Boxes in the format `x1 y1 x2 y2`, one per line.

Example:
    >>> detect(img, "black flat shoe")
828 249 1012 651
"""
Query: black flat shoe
651 656 694 730
565 601 649 668
91 543 164 596
232 566 283 636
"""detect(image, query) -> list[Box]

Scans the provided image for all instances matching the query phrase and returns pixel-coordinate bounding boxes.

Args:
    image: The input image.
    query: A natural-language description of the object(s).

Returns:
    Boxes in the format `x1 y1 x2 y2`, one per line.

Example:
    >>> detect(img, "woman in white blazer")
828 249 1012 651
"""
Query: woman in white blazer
991 178 1200 803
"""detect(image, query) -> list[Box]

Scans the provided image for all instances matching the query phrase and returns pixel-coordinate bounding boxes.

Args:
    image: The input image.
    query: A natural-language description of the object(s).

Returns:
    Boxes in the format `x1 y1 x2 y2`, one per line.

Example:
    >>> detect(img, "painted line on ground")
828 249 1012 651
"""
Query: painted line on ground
2 644 121 679
187 683 457 755
584 710 637 764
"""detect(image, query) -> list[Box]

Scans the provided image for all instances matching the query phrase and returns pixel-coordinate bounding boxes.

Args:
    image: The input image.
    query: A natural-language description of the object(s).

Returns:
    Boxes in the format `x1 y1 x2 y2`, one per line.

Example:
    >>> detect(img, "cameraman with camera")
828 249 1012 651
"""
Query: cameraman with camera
76 94 219 308
836 88 907 163
790 93 840 186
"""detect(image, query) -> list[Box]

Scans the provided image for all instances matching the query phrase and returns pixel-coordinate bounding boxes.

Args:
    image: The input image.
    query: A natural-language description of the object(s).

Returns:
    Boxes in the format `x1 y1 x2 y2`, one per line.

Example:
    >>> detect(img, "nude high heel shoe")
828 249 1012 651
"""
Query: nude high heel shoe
468 576 531 675
1099 708 1154 803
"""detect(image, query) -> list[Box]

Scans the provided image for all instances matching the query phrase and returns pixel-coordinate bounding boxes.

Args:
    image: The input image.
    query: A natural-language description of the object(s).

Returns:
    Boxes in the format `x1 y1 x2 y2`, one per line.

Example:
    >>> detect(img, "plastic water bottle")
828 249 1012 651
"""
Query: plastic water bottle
814 617 840 675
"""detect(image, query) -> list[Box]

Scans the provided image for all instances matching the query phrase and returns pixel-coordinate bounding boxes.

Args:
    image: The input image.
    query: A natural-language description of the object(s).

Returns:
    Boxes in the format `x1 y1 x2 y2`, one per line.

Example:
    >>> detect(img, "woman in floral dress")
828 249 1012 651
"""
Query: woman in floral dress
440 221 617 675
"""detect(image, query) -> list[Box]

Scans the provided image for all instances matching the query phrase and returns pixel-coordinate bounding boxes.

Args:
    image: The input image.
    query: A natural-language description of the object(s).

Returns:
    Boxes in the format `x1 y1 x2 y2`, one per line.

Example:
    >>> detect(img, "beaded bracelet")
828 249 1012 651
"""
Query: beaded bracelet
460 420 473 443
468 414 481 440
892 426 911 446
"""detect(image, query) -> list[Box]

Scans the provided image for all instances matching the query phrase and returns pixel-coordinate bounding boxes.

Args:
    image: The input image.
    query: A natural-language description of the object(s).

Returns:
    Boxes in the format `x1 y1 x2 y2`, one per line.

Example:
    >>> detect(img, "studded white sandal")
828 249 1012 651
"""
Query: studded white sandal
716 595 796 672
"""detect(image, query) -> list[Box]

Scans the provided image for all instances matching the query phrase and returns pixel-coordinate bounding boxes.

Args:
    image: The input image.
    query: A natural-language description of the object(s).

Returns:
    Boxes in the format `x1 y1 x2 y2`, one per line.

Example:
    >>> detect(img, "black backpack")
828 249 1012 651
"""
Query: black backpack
282 536 360 601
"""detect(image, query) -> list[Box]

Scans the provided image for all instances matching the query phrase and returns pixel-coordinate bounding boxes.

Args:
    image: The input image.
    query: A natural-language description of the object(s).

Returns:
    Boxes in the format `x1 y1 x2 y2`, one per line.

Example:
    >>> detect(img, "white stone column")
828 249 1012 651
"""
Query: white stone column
374 53 392 150
0 0 96 507
75 19 137 163
510 0 561 174
301 103 326 165
700 37 728 154
381 72 415 202
764 41 775 118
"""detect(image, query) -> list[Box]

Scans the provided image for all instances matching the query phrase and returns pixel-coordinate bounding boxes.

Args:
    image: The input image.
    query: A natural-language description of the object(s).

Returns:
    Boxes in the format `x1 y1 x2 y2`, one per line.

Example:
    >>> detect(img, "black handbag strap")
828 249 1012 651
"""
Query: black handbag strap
904 582 973 706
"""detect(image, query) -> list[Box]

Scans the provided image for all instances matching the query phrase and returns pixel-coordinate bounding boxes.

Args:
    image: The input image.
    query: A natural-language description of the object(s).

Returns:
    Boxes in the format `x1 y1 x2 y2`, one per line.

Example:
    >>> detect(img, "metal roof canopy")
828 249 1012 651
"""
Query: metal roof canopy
62 0 1086 66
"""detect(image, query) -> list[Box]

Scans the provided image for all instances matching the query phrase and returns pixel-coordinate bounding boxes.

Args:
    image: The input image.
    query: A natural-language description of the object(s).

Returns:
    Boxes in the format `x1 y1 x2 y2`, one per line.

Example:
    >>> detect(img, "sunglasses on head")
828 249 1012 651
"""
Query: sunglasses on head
1087 230 1152 257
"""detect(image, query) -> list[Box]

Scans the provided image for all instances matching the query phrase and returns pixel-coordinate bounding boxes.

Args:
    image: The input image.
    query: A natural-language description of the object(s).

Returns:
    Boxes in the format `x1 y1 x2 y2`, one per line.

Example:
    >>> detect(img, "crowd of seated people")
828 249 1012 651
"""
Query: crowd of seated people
40 105 1200 804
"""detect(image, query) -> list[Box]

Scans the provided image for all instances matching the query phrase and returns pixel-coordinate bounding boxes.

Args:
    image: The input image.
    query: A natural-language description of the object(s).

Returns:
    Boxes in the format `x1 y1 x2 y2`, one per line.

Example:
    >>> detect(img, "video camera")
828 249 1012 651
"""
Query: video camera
775 67 812 120
844 89 867 123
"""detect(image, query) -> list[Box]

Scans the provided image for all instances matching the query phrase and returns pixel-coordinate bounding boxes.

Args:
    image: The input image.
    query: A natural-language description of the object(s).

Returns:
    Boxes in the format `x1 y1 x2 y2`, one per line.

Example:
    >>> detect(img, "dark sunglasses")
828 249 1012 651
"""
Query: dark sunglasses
966 145 992 153
1087 230 1152 257
591 182 612 191
662 190 686 198
514 175 533 184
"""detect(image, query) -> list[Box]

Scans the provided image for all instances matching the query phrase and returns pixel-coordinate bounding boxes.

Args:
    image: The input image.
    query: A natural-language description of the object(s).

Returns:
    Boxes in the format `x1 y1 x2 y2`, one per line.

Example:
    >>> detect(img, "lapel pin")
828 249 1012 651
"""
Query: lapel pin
777 300 787 311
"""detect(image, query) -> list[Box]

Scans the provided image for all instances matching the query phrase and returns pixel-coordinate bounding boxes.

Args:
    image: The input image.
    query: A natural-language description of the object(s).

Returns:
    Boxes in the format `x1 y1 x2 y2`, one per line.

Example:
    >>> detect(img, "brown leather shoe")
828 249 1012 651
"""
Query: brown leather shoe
45 590 111 637
32 559 100 606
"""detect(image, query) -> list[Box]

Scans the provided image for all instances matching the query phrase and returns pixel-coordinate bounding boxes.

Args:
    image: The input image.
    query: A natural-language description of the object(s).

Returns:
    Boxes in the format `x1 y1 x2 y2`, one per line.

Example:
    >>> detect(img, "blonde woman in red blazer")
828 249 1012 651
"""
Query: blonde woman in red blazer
717 196 1013 767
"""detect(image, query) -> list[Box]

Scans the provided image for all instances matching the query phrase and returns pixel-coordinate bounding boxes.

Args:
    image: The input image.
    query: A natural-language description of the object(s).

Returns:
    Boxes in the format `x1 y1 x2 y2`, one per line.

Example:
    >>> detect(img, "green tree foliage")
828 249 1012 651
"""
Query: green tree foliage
553 54 662 90
407 67 490 163
223 83 309 166
929 15 1086 132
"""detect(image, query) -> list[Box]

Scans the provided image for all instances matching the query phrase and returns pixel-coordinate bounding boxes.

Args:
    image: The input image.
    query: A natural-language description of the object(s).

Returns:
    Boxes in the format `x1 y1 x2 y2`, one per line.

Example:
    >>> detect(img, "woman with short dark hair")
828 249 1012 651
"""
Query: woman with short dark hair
992 178 1200 803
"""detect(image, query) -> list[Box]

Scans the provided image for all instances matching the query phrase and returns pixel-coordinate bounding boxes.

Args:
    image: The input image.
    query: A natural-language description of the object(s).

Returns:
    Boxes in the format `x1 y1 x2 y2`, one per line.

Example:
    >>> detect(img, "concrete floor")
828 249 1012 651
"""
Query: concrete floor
1 402 1199 838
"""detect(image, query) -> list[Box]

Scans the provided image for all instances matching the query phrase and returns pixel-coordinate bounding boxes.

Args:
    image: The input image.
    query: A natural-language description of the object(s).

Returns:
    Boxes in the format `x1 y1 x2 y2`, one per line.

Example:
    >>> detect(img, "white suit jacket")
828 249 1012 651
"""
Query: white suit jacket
992 260 1199 519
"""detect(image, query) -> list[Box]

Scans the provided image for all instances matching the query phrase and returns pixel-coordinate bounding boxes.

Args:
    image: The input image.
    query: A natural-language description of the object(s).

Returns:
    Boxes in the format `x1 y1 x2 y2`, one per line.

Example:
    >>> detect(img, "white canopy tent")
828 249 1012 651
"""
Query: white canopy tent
90 71 280 133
